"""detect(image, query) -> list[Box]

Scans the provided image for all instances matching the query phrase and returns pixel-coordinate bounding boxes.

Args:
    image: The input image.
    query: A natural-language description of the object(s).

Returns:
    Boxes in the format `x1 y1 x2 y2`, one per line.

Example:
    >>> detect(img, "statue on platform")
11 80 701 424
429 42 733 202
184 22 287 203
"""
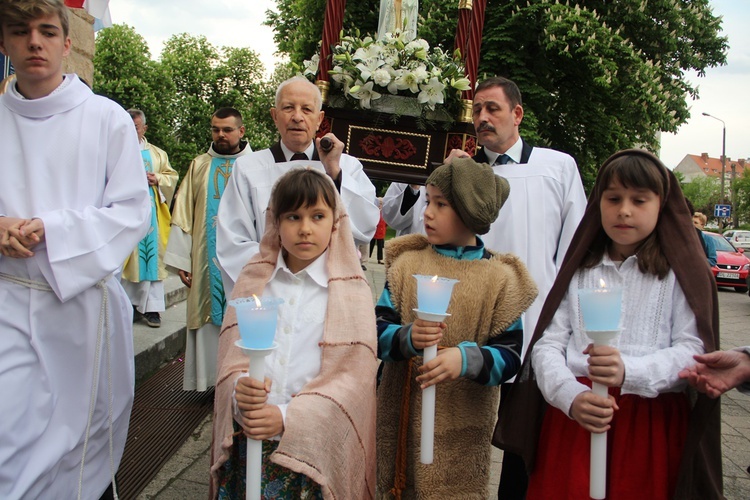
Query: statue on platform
378 0 419 41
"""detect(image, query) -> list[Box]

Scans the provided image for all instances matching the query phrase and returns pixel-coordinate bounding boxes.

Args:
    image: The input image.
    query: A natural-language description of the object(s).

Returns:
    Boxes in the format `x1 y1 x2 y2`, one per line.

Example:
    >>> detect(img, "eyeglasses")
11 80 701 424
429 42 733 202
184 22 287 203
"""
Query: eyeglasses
211 127 239 134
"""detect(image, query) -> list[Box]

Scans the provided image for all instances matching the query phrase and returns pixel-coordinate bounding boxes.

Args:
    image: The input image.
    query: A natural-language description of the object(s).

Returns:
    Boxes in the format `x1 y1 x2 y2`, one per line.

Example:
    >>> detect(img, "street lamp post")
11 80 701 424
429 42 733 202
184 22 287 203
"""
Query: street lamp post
702 112 727 227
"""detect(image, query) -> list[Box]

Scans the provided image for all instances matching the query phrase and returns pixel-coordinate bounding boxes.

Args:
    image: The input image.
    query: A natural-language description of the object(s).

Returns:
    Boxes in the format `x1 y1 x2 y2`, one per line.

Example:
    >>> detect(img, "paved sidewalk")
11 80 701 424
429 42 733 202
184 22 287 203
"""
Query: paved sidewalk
136 259 750 499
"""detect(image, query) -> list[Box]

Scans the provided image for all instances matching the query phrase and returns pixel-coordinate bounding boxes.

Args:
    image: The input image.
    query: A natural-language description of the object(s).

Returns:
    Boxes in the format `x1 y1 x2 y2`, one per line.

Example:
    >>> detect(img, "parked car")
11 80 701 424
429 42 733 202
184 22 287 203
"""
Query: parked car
704 231 750 292
722 230 750 251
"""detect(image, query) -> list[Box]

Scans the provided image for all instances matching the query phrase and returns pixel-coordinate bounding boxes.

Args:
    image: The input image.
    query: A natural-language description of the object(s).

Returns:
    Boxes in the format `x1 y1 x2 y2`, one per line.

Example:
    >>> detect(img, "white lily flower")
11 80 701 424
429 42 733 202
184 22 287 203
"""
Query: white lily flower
451 77 472 91
349 81 382 109
395 70 421 93
353 44 381 63
302 54 319 77
356 58 384 82
418 77 446 110
412 64 429 83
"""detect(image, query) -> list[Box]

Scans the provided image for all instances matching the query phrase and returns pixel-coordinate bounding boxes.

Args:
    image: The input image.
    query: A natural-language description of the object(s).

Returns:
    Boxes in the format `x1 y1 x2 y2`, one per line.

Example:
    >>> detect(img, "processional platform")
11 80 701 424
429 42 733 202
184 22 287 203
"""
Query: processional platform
320 106 476 183
314 0 487 184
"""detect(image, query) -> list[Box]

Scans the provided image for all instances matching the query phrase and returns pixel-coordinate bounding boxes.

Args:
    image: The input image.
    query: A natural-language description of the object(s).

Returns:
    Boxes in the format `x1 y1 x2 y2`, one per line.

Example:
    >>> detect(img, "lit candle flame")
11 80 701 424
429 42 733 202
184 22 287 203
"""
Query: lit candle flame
252 294 262 307
431 275 439 282
598 279 606 288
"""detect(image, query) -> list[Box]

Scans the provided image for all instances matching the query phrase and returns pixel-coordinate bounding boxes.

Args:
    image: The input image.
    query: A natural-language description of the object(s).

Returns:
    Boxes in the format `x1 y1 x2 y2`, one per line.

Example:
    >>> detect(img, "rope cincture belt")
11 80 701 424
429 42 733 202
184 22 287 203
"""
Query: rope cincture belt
0 272 119 500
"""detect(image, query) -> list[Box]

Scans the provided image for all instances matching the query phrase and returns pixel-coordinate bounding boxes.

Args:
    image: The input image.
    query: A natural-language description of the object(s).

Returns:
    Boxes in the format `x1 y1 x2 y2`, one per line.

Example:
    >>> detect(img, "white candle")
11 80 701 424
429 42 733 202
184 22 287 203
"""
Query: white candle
590 378 608 500
246 353 268 500
229 295 284 500
420 344 437 464
413 276 458 466
578 283 622 500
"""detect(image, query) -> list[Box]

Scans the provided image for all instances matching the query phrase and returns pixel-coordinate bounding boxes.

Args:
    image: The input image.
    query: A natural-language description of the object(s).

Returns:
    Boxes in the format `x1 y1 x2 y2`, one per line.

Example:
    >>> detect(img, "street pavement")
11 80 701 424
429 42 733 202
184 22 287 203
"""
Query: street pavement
136 258 750 499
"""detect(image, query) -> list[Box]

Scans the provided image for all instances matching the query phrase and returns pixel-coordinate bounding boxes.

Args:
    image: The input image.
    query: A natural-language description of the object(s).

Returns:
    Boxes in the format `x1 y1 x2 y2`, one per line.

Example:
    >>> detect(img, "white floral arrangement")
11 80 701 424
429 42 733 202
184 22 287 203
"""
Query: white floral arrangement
302 30 471 117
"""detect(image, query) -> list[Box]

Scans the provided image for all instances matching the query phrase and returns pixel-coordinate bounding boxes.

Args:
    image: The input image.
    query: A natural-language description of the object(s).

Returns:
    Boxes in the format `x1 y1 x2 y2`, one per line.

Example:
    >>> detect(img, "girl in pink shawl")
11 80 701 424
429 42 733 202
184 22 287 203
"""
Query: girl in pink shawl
210 168 378 499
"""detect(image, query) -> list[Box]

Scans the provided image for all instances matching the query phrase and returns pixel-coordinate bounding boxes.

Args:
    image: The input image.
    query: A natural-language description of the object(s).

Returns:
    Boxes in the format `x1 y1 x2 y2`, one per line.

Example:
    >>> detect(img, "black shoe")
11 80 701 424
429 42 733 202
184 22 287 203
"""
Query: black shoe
144 312 161 328
132 306 142 323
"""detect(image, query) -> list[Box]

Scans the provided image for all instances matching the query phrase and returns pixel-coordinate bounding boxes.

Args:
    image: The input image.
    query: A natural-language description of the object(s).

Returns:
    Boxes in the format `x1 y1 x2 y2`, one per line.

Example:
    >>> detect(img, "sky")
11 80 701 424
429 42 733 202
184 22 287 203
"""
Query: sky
107 0 747 170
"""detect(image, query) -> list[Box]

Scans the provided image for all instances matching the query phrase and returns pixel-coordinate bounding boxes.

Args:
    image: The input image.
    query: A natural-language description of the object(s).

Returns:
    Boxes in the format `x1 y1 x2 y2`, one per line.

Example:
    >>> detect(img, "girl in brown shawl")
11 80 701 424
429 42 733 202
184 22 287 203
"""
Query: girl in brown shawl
494 150 723 499
210 168 378 499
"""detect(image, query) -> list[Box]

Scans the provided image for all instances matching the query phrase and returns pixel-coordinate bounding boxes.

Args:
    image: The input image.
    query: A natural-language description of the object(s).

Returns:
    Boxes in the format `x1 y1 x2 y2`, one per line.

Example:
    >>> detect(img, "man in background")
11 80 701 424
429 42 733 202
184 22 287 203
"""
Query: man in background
165 107 251 391
122 108 179 328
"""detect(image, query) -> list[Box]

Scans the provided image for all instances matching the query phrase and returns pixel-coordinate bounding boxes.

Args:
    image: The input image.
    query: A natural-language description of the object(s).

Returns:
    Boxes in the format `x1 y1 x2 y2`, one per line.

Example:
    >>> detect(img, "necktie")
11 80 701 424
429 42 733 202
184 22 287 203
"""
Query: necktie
495 154 511 165
290 152 308 161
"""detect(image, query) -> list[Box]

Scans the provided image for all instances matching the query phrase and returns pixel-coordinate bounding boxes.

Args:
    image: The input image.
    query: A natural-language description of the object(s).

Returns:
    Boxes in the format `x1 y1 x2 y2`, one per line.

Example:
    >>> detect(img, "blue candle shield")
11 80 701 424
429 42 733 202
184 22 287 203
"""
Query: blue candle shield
229 296 285 348
413 275 459 314
578 287 623 332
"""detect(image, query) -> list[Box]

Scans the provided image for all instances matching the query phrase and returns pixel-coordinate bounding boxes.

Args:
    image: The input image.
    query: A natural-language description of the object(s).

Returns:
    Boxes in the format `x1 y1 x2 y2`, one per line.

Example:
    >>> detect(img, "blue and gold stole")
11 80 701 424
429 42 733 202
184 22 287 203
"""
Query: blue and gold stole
206 157 236 325
138 149 159 281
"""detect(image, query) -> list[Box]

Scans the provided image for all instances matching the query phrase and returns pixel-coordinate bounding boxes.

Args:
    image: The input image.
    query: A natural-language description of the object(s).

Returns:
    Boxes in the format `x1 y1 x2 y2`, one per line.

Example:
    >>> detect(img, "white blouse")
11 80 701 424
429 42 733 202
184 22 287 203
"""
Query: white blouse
234 250 328 439
532 254 704 416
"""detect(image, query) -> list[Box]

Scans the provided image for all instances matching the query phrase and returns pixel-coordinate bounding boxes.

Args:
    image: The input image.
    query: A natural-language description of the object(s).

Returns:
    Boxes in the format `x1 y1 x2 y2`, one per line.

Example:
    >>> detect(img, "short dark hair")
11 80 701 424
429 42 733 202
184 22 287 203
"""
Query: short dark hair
0 0 70 38
475 76 523 108
270 168 337 223
212 107 243 125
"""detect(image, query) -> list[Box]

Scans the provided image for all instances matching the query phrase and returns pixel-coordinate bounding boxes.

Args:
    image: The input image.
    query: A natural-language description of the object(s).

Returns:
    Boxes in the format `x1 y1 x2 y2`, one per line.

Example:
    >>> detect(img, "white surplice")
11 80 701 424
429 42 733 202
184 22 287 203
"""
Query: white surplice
0 75 151 499
216 145 378 295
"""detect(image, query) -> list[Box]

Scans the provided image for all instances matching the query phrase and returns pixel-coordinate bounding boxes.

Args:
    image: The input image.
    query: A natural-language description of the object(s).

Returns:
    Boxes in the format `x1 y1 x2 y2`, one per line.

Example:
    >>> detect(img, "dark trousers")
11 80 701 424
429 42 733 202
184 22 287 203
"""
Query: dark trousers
497 383 529 499
370 238 384 261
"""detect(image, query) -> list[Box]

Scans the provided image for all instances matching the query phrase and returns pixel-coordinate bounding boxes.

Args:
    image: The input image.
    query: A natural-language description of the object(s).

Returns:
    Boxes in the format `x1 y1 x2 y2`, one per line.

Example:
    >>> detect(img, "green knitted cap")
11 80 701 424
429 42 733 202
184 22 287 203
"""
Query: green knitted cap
425 157 510 235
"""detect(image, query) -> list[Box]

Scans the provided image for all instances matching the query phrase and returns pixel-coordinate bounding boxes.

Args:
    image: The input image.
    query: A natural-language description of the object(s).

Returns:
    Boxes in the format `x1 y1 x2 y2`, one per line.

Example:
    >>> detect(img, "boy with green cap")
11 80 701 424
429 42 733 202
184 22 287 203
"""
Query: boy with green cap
375 158 538 498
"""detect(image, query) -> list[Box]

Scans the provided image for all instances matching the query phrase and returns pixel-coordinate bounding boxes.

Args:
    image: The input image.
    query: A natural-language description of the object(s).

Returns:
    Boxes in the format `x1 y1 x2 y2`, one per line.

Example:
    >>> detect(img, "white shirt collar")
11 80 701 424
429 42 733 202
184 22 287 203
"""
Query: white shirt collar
270 248 329 288
484 137 523 165
280 141 315 162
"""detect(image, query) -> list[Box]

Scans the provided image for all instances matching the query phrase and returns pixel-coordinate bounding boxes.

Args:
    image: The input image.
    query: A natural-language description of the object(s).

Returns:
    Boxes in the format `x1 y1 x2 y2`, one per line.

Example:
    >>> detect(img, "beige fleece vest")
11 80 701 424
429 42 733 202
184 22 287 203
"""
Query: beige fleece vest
376 234 537 499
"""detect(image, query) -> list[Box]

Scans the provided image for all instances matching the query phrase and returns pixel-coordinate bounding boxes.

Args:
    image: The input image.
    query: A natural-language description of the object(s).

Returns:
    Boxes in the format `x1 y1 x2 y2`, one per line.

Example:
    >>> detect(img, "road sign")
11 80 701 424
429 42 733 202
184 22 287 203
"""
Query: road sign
714 204 731 218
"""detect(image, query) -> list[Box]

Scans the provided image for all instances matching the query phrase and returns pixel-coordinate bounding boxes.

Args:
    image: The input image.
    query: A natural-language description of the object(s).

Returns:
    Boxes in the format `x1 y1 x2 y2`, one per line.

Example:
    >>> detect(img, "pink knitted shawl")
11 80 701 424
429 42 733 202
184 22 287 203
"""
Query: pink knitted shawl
209 183 378 499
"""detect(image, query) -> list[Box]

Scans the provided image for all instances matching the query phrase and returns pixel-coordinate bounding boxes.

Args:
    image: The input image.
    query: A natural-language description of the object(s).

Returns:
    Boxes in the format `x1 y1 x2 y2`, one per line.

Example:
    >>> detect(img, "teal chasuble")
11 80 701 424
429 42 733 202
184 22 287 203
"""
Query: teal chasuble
206 157 236 325
138 149 159 281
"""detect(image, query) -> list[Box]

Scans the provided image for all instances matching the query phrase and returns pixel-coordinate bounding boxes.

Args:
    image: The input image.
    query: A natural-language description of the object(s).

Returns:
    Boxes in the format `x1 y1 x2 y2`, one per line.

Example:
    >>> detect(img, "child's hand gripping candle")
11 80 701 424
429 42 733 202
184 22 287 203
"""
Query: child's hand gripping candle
229 294 284 500
578 280 622 500
413 274 459 464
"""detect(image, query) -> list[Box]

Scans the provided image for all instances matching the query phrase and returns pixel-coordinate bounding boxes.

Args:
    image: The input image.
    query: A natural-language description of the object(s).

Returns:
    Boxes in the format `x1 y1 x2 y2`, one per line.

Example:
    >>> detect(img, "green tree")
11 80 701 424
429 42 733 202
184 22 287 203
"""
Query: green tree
681 175 720 219
160 33 219 170
266 0 728 185
215 47 278 150
731 169 750 227
93 24 176 155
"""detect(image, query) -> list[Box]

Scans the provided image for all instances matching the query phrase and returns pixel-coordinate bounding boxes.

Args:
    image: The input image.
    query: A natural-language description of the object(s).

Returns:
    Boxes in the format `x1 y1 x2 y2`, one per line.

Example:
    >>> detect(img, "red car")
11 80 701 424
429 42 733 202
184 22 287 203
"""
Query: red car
703 231 750 292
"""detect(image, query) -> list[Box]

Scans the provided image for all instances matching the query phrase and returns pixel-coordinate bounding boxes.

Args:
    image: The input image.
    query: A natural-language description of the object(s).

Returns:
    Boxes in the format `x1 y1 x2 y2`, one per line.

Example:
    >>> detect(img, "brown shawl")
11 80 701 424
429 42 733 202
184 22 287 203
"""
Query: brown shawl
493 149 724 499
209 178 378 499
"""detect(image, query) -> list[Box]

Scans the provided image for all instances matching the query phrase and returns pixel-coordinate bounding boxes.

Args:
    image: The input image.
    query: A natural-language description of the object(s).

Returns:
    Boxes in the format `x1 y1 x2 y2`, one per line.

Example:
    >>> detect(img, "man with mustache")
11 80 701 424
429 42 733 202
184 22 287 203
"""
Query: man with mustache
165 107 251 391
216 76 379 295
382 76 586 498
122 108 179 328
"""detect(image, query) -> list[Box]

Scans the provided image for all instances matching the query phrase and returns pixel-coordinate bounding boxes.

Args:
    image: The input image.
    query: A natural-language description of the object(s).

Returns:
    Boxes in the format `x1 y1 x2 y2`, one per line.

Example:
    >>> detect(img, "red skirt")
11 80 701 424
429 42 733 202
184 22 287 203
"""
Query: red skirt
527 378 689 500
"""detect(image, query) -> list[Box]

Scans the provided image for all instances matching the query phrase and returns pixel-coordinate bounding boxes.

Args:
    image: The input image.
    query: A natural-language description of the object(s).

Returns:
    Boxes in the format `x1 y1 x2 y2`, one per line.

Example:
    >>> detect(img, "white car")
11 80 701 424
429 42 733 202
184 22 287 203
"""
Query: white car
722 230 750 251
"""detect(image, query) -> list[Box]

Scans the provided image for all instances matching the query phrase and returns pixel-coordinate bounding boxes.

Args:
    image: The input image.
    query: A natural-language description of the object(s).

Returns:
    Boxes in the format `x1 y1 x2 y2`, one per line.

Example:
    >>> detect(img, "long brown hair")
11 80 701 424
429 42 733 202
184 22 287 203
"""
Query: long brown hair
582 152 671 278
